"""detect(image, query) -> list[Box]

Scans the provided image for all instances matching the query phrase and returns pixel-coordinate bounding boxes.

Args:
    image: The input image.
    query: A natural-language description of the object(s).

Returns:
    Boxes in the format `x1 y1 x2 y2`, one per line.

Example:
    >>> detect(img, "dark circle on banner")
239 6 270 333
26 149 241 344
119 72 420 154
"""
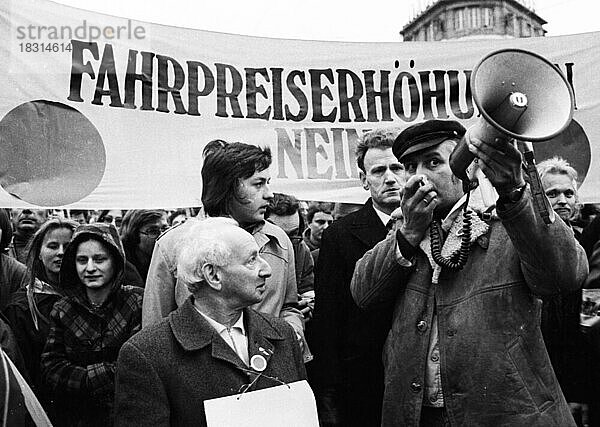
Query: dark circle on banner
525 119 591 187
0 100 105 206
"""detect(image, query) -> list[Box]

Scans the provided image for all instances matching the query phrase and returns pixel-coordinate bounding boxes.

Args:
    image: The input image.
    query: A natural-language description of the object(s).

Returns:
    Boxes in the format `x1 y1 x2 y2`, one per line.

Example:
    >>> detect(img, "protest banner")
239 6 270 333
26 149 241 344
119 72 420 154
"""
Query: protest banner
1 0 598 208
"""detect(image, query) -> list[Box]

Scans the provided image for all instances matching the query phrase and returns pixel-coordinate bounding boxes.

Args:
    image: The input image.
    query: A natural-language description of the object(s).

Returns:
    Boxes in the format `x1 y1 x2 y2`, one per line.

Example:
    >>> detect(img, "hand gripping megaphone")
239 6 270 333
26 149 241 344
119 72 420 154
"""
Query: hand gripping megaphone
449 48 575 223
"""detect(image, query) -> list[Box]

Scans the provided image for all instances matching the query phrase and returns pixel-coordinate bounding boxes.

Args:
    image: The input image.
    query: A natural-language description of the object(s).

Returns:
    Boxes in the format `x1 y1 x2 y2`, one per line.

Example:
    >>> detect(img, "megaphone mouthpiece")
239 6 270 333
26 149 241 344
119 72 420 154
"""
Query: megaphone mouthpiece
509 92 528 109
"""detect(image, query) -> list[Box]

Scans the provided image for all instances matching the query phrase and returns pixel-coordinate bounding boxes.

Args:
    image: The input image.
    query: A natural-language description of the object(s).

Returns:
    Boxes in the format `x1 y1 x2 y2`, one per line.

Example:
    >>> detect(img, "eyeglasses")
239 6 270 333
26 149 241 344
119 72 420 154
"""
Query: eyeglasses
139 226 168 239
102 215 122 228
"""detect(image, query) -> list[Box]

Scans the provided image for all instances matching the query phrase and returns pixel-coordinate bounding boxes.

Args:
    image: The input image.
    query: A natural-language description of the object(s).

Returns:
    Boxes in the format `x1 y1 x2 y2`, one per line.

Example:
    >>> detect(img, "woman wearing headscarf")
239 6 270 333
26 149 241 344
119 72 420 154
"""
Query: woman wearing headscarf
41 223 142 426
4 218 78 411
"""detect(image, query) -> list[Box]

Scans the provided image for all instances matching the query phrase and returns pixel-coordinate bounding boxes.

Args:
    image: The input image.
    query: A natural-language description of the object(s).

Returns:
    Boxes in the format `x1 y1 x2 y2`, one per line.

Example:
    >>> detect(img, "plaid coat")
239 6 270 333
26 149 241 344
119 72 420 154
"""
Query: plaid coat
40 223 143 426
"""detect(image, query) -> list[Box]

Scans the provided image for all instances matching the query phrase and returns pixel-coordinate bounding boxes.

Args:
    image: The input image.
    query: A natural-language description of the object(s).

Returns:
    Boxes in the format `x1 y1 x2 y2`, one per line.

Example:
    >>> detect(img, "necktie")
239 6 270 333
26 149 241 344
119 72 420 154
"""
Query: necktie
386 219 395 231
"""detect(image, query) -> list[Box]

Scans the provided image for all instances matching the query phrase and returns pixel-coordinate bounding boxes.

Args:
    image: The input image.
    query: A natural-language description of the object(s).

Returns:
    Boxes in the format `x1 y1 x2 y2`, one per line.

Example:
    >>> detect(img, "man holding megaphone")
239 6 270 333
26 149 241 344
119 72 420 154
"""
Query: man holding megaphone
350 118 588 427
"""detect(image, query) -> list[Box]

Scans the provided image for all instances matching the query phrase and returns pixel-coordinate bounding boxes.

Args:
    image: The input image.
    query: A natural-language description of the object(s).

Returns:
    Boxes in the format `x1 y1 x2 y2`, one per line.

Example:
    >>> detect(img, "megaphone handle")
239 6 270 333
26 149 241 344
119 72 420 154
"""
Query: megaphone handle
523 150 553 225
449 134 474 183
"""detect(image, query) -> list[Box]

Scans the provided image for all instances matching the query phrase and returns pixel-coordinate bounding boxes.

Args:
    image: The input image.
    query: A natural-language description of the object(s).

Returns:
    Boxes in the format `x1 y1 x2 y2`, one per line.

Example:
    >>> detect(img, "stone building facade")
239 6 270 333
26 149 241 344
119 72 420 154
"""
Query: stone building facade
401 0 546 41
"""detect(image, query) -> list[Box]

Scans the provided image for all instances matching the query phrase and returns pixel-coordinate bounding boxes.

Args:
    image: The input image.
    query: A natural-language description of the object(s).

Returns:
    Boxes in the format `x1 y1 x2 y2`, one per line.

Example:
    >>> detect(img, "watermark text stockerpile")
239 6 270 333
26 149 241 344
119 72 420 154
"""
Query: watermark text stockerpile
16 19 146 42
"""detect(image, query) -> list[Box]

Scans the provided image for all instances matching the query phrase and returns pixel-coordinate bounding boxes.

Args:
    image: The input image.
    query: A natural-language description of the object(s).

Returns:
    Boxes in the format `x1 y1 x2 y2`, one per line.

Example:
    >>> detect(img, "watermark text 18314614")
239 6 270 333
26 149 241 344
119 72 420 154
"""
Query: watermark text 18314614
18 42 73 53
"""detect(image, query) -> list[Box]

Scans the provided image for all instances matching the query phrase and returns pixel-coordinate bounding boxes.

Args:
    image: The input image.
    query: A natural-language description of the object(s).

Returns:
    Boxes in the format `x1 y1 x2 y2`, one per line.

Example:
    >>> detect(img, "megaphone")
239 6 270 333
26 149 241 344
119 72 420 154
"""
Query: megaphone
449 48 575 183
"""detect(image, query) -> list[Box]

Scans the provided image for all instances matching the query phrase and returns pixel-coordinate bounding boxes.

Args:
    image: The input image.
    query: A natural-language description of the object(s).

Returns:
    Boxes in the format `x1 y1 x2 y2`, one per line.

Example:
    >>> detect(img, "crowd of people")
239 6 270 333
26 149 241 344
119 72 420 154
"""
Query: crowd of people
0 119 599 426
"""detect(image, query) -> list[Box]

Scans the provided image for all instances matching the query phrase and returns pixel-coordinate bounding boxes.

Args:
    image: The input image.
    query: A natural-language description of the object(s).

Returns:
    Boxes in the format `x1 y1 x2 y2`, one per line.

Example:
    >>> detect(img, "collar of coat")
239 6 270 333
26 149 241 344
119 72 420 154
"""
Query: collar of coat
241 220 287 253
419 192 491 283
169 297 286 368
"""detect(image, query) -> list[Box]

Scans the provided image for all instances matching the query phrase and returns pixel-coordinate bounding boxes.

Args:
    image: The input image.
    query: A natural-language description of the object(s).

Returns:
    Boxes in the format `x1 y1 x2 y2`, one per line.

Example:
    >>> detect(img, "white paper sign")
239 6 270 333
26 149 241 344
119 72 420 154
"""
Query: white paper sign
204 380 318 427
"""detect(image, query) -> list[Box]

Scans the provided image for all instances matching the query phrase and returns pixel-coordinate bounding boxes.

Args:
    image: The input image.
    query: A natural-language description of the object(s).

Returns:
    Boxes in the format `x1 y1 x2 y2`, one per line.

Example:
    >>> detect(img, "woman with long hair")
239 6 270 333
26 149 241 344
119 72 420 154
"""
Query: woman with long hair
4 217 78 409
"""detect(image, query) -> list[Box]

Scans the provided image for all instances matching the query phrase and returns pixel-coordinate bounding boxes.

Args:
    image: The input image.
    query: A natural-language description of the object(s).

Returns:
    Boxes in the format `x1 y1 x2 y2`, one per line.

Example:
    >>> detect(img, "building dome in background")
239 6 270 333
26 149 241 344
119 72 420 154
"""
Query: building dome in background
401 0 546 42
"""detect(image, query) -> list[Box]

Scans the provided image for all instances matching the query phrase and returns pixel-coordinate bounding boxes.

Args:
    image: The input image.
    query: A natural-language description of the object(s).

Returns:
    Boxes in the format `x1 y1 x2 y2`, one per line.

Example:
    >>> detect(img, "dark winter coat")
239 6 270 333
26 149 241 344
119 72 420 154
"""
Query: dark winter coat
114 297 306 426
309 198 391 426
0 253 27 310
4 285 60 409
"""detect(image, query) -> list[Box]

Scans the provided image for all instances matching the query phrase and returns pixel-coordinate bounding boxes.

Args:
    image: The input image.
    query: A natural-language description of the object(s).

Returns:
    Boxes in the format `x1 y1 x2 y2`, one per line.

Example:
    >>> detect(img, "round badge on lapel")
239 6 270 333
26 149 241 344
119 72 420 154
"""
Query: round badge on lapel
250 355 267 372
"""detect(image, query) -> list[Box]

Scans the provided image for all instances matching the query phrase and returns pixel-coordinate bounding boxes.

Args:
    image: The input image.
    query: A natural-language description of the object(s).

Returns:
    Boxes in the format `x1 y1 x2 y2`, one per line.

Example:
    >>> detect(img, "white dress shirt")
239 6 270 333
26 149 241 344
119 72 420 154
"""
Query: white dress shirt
373 206 392 228
194 306 249 366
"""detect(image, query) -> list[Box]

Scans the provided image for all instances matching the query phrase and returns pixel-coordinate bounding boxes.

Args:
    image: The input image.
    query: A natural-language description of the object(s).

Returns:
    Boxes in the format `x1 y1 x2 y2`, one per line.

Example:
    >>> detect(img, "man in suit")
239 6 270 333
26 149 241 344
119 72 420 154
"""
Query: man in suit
114 218 306 426
310 127 405 426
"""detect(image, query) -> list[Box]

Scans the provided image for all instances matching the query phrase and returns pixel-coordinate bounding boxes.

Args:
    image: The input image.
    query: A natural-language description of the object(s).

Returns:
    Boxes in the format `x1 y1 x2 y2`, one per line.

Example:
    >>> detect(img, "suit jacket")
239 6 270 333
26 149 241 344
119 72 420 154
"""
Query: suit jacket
310 198 393 426
114 297 307 427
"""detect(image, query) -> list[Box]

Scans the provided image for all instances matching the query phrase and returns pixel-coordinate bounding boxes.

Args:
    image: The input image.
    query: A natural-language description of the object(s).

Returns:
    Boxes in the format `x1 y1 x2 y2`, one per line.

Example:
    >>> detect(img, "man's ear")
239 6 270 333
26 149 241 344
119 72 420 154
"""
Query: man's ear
201 263 222 291
359 170 369 191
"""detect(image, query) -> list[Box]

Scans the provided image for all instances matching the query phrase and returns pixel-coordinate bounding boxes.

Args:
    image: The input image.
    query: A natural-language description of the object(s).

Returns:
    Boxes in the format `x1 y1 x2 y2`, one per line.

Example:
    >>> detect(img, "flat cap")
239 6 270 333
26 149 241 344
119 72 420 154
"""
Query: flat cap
393 120 466 161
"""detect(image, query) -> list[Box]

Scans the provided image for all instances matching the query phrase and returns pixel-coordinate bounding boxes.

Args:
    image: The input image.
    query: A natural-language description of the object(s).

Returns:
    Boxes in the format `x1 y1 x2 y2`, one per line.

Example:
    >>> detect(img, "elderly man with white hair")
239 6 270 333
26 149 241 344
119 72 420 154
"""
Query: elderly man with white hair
114 217 307 427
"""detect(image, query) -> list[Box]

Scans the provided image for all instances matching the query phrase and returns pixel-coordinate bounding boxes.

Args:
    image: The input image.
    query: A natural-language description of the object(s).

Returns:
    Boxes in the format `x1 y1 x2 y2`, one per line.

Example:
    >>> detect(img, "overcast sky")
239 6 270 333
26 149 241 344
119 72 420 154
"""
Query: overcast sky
50 0 598 42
